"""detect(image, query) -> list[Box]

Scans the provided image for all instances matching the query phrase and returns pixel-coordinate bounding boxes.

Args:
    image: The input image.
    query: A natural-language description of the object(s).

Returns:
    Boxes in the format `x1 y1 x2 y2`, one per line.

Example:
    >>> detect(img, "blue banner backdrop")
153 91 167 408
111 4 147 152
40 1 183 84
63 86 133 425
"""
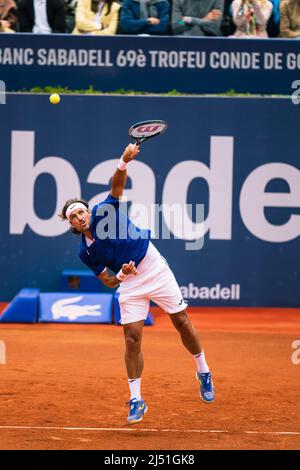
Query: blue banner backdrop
1 34 300 94
0 94 300 306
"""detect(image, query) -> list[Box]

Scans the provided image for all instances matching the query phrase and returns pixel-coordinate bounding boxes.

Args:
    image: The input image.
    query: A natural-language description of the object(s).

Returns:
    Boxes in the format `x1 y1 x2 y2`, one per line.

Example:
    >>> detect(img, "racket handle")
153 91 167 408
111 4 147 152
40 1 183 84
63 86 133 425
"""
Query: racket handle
134 138 145 145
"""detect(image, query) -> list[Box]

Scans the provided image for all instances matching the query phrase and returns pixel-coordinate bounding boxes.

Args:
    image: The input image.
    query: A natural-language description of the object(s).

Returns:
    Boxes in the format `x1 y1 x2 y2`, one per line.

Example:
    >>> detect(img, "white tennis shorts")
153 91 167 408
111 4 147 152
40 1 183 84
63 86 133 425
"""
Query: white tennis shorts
117 242 188 324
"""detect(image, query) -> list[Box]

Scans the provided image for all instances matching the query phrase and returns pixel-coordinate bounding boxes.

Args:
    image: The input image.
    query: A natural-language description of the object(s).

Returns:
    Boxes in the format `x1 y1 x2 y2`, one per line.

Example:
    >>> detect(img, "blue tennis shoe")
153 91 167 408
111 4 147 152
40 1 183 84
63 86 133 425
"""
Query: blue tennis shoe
196 371 215 403
127 398 148 424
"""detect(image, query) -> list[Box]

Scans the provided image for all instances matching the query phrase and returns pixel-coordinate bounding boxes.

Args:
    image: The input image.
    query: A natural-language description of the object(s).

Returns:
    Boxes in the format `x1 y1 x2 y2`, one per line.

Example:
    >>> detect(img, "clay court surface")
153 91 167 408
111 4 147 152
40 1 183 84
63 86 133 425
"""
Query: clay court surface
0 306 299 450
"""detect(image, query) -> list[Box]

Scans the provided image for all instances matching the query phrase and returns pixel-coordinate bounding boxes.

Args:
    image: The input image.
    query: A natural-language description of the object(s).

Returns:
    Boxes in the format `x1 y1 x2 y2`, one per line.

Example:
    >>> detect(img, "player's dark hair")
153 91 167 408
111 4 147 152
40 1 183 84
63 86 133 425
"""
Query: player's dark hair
59 198 89 235
104 0 115 15
91 0 115 16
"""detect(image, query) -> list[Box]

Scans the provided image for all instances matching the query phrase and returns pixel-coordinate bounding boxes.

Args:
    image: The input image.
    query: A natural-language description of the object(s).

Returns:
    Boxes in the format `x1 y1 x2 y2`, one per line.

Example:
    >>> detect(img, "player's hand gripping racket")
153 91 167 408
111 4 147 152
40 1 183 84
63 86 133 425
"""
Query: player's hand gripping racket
129 120 168 145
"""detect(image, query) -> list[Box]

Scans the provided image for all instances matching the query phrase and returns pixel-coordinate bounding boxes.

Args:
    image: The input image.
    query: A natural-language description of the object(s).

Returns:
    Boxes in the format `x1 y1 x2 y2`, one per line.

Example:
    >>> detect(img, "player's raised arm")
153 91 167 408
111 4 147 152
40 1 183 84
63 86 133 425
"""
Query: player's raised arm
110 143 140 199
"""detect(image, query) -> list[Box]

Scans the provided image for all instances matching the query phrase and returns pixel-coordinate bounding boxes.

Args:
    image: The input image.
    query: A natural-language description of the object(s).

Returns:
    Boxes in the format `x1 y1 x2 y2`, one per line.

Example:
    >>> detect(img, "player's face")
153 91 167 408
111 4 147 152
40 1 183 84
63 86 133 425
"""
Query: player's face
69 208 91 233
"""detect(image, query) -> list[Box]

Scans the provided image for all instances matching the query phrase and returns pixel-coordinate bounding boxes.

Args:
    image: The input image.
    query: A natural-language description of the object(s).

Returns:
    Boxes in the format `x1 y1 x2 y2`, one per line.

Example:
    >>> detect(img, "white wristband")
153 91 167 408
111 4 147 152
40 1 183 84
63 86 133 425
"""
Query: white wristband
116 269 128 281
118 156 128 171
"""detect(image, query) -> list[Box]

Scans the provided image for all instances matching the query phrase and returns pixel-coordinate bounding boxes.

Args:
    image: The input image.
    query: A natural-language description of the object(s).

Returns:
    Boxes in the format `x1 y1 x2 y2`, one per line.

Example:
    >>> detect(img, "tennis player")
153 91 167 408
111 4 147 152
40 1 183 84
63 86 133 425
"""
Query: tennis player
59 143 214 424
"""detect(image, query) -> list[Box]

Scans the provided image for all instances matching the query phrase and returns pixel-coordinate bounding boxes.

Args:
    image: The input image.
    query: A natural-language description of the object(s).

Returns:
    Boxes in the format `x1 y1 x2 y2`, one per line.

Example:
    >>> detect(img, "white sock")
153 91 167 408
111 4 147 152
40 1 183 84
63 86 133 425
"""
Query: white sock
128 378 141 401
193 351 210 374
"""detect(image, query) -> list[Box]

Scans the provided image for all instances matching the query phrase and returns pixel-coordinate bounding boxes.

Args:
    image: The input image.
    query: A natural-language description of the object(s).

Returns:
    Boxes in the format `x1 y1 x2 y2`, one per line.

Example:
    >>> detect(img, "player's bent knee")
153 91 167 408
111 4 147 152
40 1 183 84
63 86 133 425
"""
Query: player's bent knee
170 309 187 319
125 334 141 347
124 329 142 352
170 311 191 332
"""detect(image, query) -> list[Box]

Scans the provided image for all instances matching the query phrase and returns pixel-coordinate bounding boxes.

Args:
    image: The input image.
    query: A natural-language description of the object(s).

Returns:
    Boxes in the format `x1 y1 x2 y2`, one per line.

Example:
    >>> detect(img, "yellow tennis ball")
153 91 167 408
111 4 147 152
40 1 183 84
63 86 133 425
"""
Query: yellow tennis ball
50 93 60 105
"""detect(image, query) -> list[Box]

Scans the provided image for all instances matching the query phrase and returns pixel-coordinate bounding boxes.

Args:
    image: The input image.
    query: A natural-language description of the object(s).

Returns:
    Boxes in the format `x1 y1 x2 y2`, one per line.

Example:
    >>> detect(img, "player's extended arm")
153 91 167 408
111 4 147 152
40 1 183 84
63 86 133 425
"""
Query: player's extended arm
110 143 140 199
98 261 138 288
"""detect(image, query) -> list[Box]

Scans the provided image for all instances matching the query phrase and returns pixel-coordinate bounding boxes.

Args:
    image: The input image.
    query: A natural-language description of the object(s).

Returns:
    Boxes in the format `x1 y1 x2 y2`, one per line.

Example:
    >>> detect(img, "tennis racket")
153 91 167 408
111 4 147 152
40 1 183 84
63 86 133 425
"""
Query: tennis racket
129 120 168 145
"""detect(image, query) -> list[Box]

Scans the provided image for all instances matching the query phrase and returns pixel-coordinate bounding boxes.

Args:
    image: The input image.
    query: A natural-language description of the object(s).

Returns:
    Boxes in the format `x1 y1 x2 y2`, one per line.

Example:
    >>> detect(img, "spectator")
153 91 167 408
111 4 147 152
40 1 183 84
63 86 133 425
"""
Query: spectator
119 0 170 35
231 0 273 37
18 0 66 33
0 0 18 32
73 0 121 34
172 0 224 36
221 0 236 36
280 0 300 38
65 0 77 33
267 0 280 36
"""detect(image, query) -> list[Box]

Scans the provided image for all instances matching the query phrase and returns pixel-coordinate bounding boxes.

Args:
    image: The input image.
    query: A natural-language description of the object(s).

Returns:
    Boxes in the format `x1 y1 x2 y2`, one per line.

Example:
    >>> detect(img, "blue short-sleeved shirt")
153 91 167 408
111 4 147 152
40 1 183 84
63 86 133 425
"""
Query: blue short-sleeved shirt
79 194 150 276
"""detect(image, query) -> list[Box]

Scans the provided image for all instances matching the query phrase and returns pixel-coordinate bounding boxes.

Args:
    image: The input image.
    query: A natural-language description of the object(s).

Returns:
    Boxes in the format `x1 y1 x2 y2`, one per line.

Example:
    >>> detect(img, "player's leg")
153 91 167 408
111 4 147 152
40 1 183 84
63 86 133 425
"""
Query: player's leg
119 296 149 423
123 320 144 380
168 309 211 375
169 309 203 355
122 321 148 424
150 266 215 403
169 309 214 403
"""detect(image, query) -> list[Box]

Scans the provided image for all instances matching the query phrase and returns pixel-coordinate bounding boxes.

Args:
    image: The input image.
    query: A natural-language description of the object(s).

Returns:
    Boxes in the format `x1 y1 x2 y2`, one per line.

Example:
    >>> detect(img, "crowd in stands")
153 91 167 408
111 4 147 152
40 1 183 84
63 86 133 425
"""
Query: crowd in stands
1 0 300 38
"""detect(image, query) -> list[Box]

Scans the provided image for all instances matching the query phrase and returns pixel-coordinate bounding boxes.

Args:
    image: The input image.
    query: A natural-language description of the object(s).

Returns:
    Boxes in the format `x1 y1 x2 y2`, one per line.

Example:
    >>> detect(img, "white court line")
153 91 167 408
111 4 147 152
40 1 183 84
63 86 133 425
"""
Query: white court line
0 426 299 436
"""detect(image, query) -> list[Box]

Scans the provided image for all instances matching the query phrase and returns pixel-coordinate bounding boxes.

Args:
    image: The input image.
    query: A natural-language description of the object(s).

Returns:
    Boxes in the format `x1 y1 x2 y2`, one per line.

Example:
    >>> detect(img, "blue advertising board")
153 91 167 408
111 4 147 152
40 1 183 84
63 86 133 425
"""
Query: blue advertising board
1 34 300 94
39 292 113 323
0 94 300 307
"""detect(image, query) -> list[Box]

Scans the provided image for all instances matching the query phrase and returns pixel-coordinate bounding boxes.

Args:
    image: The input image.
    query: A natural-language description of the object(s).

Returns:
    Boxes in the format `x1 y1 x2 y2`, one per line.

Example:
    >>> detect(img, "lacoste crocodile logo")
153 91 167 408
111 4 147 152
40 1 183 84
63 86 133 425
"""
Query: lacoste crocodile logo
51 296 102 321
